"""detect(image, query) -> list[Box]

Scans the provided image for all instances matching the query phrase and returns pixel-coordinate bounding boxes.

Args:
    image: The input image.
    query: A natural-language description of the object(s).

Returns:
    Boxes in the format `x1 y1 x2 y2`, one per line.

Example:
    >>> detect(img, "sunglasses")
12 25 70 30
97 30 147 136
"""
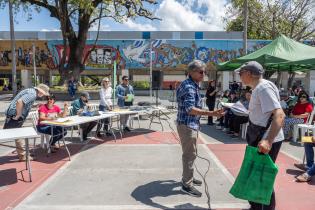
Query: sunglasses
197 70 205 75
124 79 129 81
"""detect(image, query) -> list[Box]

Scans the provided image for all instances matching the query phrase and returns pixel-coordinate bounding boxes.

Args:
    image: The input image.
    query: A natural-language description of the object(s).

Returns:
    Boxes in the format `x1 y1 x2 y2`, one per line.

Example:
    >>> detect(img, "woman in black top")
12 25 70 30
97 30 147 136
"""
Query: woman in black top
205 80 217 125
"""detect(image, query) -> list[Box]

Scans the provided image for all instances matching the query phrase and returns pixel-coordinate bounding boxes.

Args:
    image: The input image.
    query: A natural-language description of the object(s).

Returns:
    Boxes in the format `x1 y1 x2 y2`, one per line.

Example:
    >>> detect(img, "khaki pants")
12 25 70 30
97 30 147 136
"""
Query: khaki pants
176 124 198 186
3 117 25 158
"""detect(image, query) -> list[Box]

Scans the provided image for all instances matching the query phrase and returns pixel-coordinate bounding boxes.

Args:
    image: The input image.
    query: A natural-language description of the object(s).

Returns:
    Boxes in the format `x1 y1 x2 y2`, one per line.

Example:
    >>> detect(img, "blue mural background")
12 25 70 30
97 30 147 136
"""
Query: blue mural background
46 39 272 70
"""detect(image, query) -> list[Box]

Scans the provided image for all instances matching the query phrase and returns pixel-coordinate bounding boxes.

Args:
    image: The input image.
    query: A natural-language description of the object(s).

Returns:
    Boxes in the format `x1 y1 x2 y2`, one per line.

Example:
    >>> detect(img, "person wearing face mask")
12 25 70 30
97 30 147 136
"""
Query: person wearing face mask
37 94 68 152
71 92 97 141
3 83 50 161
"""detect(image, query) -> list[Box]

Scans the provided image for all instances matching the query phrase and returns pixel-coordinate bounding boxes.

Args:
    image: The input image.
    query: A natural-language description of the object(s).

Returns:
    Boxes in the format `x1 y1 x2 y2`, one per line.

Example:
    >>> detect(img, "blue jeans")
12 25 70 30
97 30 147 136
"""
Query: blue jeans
37 125 67 146
304 143 315 176
68 87 76 97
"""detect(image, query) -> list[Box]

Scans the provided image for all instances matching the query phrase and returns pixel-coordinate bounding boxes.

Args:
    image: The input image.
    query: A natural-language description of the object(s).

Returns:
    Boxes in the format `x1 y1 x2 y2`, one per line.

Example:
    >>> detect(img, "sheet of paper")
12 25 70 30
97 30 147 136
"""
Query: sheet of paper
230 101 249 115
55 117 71 123
220 102 235 109
301 136 314 143
125 94 134 102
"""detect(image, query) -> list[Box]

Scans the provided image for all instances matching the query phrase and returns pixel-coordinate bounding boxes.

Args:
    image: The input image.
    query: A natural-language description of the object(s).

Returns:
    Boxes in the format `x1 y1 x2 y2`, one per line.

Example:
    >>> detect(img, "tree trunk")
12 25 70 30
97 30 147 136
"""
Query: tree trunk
288 72 296 88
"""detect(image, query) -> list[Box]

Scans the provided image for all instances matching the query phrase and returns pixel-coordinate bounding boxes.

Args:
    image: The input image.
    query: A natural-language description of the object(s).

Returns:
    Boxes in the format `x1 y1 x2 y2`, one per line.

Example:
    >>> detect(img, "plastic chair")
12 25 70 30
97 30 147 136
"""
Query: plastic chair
29 111 50 149
293 109 315 142
241 122 249 140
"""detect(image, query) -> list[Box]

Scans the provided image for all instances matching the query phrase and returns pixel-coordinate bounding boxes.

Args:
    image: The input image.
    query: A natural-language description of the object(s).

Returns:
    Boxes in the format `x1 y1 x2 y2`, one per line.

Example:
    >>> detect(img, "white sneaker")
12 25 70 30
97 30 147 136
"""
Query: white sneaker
222 128 227 132
216 125 222 130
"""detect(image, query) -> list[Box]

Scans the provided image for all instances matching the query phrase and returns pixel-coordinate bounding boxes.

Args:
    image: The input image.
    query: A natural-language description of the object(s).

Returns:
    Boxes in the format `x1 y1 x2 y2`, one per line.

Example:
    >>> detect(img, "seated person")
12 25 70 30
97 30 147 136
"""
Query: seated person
222 91 239 131
71 92 97 140
228 90 251 138
37 94 68 152
294 138 315 182
283 91 313 140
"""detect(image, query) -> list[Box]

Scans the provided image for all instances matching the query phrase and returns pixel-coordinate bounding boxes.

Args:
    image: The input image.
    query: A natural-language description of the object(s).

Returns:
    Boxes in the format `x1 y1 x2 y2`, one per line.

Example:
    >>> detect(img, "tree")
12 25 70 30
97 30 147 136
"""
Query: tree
225 0 315 87
1 0 160 84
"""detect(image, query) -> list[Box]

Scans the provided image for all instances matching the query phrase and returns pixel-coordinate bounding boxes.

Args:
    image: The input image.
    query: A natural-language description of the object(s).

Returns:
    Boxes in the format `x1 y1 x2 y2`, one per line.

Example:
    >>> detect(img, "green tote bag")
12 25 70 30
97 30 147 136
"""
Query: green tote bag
229 145 278 205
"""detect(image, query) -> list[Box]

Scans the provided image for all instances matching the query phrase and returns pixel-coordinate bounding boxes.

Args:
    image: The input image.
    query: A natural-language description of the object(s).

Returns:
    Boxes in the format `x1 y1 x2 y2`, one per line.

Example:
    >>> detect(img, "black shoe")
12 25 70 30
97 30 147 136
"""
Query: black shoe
124 127 131 132
105 132 112 136
181 184 202 197
193 178 202 186
96 132 103 138
82 135 88 141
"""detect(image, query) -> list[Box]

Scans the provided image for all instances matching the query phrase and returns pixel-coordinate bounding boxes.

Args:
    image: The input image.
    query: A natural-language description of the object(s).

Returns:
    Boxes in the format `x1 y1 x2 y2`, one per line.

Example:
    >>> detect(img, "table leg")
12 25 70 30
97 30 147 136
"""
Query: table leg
62 127 71 161
25 138 32 182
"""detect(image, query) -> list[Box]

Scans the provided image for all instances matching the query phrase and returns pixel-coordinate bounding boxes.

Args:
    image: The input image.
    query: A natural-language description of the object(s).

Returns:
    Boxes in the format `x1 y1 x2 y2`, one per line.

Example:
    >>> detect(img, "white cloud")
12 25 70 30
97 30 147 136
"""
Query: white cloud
90 23 111 31
123 19 157 31
40 28 60 31
156 0 227 31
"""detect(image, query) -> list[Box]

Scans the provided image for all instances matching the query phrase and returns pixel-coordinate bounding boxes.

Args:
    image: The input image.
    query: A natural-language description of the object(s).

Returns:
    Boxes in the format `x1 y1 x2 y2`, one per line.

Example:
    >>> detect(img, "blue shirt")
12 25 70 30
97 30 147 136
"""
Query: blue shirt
176 77 202 130
115 84 134 107
5 88 37 119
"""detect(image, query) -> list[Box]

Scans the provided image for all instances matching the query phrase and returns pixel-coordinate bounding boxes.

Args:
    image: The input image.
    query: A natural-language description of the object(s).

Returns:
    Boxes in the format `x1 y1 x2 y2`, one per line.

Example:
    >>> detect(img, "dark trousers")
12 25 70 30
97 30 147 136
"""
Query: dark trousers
68 87 76 97
224 109 233 128
37 125 67 146
81 121 97 138
207 101 215 124
229 115 249 133
96 105 110 133
248 139 282 210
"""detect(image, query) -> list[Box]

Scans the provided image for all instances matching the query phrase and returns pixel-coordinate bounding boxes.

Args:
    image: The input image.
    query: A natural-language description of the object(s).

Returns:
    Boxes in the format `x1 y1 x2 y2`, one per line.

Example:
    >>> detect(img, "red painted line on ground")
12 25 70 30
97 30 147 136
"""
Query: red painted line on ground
0 144 82 209
207 144 315 210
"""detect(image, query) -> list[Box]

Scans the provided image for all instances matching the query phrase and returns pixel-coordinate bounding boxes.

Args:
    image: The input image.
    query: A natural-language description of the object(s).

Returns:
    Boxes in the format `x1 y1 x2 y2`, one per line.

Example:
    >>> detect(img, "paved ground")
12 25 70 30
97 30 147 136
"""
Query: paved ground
0 97 314 210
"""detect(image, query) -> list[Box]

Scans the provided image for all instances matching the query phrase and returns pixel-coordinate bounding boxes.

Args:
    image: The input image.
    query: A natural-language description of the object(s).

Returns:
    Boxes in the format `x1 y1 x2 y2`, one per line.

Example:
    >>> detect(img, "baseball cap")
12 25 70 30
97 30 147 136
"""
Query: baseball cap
80 91 90 100
234 61 264 75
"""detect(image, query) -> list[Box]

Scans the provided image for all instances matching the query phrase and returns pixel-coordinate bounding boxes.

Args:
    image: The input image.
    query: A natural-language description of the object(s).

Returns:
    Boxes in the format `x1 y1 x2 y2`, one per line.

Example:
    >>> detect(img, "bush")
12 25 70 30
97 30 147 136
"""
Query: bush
132 81 150 89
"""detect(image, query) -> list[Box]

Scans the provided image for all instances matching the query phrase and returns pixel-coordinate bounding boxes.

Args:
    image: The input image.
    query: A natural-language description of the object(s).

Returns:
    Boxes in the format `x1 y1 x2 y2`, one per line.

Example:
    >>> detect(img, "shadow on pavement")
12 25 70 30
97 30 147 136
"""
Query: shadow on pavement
131 180 209 209
200 124 246 145
0 168 17 187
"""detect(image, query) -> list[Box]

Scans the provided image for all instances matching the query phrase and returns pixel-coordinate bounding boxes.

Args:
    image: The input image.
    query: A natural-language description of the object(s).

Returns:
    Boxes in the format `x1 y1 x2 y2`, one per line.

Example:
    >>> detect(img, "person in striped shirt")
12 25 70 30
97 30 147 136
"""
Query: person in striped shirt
3 84 50 161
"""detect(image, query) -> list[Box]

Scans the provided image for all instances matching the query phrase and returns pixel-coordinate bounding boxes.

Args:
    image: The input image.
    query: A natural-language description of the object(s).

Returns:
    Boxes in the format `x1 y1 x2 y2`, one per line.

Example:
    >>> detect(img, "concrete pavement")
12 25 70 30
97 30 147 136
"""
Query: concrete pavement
0 98 314 210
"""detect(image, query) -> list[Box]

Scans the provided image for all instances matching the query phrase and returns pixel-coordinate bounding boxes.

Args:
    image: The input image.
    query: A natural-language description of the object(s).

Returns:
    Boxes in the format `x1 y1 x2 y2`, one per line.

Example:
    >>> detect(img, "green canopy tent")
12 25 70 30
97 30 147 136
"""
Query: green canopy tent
218 34 315 72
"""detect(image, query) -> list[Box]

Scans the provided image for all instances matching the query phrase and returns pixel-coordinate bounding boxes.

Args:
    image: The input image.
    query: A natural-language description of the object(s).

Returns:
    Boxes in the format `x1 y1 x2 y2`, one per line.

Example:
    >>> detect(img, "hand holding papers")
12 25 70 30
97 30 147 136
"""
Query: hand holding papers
230 101 249 116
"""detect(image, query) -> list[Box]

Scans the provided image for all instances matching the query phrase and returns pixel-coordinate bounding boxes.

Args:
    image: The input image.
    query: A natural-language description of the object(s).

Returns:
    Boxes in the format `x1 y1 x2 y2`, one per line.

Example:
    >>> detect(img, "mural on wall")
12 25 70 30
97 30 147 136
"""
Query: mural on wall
47 39 272 70
1 39 314 71
0 41 56 70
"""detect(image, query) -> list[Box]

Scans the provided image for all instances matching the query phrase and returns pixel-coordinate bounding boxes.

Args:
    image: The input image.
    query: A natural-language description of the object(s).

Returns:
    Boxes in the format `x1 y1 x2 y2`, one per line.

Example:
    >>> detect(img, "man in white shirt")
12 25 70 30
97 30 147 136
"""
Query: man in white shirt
235 61 285 210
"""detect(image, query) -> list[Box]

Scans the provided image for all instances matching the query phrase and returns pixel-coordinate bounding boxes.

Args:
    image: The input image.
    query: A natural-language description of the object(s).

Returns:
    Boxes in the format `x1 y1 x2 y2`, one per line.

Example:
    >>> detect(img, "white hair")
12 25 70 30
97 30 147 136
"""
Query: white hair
187 60 206 74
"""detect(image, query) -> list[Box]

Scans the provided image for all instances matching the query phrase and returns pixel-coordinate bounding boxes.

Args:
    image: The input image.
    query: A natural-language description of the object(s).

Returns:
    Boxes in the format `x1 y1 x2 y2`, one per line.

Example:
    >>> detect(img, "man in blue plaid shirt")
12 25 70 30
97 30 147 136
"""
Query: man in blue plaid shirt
176 60 223 197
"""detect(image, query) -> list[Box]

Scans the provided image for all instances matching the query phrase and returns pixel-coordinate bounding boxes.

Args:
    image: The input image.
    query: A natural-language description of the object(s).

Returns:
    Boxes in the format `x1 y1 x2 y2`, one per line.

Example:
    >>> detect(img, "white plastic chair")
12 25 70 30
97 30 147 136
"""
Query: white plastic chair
241 122 249 140
29 111 50 149
68 106 84 141
292 109 315 142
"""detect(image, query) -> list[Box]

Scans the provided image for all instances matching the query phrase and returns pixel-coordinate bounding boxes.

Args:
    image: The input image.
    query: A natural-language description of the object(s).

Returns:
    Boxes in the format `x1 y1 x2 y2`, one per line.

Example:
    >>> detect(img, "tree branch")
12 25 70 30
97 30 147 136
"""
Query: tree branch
21 0 59 19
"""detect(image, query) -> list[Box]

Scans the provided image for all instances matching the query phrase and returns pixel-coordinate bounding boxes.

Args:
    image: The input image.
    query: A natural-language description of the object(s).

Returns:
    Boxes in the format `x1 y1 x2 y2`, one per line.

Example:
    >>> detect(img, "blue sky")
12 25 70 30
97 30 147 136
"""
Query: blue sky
0 0 228 31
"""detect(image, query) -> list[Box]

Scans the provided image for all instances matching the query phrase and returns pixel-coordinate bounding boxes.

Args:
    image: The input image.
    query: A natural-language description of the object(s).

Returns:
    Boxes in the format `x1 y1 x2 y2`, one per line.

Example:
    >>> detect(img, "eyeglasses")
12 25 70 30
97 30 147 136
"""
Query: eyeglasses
124 79 129 81
197 70 205 75
300 95 307 98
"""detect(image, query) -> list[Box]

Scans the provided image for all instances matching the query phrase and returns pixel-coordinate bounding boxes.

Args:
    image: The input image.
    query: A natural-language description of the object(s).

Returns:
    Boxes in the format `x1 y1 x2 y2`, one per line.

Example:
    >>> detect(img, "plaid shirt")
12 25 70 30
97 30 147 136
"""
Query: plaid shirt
176 77 202 130
5 88 37 119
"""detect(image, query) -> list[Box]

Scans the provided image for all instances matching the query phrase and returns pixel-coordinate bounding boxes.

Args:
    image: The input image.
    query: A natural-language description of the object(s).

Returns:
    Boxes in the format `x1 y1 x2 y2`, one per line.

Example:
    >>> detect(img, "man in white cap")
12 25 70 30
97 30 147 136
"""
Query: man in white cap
235 61 285 210
3 83 50 161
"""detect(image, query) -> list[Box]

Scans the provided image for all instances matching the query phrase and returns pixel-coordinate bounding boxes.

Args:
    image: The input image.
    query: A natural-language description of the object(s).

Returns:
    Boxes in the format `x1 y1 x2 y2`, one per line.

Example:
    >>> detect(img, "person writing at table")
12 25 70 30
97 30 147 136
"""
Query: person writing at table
116 76 134 132
37 94 68 153
71 92 97 140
